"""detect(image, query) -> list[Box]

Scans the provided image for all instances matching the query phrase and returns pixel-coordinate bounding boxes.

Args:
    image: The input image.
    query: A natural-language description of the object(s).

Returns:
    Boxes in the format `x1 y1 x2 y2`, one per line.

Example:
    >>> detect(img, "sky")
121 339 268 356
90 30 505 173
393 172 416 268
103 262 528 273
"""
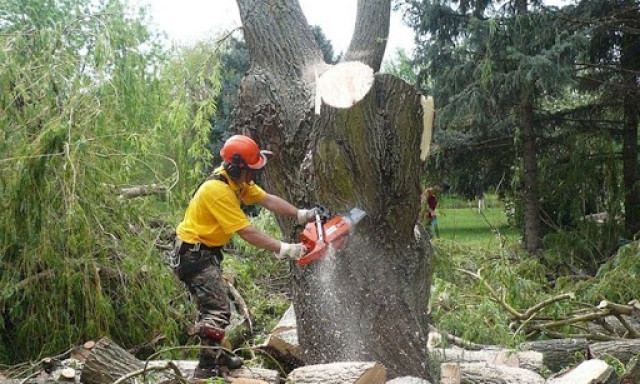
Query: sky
142 0 415 63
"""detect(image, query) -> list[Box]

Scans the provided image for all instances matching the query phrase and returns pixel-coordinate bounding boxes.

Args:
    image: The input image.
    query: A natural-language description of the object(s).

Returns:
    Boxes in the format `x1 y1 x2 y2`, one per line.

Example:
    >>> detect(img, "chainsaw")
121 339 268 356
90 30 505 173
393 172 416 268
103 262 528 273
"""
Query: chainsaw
297 205 366 266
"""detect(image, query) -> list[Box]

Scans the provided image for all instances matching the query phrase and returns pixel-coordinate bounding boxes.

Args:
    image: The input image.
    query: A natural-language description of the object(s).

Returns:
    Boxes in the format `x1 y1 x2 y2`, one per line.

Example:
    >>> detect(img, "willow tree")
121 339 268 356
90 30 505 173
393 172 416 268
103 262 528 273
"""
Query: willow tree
231 0 433 380
0 0 219 362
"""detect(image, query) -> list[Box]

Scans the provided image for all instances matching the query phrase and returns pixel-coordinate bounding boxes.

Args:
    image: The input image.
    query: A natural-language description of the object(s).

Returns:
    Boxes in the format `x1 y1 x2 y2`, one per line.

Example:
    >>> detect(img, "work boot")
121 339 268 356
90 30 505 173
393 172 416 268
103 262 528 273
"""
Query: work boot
193 354 220 380
193 365 219 380
198 324 244 370
215 349 243 370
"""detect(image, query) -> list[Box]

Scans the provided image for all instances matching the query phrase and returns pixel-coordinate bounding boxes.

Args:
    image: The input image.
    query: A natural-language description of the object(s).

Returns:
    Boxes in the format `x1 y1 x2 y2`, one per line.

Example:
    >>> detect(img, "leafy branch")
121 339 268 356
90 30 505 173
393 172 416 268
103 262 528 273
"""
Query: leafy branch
459 268 640 341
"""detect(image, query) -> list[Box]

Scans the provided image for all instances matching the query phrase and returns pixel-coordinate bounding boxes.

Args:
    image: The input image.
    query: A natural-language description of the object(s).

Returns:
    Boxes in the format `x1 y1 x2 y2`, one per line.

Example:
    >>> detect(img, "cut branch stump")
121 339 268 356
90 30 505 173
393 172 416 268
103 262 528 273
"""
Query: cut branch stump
440 363 461 384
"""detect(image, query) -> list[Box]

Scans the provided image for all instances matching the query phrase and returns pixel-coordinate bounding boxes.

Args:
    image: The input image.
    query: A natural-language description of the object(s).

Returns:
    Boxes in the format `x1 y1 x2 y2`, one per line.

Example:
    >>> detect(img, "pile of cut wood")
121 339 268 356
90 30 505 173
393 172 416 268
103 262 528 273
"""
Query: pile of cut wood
6 306 640 384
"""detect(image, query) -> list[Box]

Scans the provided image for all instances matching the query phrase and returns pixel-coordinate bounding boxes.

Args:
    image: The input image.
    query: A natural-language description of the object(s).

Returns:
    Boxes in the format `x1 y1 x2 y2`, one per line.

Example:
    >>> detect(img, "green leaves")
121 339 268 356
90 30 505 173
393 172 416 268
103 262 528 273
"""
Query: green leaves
0 0 224 363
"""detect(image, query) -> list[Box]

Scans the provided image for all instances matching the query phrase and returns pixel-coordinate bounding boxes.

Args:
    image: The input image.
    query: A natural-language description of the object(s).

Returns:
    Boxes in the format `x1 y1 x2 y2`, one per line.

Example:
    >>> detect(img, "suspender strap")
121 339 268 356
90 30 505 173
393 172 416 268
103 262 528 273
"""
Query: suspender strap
192 172 229 197
208 173 229 184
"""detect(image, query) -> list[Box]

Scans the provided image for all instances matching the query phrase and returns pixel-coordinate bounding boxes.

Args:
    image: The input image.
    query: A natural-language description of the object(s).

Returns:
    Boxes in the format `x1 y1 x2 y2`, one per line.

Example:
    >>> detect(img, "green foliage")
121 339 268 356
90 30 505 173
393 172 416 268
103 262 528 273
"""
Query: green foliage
0 0 222 363
571 242 640 304
310 26 337 64
427 197 635 346
430 241 532 346
159 40 222 192
382 48 420 86
432 211 640 346
397 0 635 267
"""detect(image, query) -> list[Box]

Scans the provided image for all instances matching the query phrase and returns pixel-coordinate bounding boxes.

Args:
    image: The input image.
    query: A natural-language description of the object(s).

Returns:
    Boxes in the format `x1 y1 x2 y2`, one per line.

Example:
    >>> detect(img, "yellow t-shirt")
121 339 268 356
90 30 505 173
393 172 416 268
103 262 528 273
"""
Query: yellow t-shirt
176 168 267 247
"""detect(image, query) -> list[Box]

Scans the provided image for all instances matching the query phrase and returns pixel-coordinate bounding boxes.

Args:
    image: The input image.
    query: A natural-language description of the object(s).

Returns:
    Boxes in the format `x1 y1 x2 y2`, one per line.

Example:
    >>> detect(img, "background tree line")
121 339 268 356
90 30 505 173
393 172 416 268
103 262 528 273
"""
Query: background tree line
0 0 639 373
398 0 639 265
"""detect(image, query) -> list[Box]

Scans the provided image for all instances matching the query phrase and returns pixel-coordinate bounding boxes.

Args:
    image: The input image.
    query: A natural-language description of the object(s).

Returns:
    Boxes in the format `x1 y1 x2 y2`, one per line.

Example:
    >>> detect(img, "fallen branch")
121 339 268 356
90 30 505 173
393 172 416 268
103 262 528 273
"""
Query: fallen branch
458 268 640 340
118 184 167 199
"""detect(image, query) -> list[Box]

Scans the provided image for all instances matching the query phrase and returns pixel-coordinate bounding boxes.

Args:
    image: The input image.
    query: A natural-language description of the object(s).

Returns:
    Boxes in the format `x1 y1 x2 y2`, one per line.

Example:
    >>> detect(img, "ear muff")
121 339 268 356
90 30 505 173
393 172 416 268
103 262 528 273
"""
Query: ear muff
225 153 245 179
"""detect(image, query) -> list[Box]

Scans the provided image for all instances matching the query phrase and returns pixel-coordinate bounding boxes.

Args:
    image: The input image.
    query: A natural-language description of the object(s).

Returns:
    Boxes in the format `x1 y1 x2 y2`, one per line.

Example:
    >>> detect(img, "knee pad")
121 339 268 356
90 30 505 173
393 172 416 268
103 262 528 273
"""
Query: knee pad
199 323 225 341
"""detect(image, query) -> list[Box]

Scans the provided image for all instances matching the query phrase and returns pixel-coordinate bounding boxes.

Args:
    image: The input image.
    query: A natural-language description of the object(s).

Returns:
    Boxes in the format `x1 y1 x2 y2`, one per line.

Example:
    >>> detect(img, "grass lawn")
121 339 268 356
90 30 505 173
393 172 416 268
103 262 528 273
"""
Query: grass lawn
429 194 519 249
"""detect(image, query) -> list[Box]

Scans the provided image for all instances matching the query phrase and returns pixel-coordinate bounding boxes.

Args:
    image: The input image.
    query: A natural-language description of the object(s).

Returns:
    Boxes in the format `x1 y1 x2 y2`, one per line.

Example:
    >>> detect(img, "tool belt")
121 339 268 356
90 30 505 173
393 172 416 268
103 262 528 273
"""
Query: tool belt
171 239 224 279
178 241 223 256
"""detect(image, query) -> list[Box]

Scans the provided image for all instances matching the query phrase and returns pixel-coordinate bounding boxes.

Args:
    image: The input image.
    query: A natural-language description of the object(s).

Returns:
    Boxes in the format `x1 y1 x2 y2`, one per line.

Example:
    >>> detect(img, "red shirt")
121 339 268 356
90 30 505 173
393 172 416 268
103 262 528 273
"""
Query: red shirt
427 194 437 219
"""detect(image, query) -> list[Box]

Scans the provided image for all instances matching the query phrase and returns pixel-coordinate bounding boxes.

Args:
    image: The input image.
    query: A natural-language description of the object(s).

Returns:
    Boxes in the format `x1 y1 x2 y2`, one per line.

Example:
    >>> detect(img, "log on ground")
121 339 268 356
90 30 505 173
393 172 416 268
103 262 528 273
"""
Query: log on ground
286 362 386 384
546 359 619 384
80 338 280 384
589 340 640 365
459 362 545 384
430 347 543 373
80 338 149 384
521 338 588 372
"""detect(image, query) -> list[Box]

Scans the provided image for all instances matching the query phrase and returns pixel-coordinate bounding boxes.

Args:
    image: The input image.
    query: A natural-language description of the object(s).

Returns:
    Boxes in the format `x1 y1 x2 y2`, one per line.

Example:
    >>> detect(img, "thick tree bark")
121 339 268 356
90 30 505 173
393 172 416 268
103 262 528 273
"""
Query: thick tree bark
294 74 432 379
343 1 390 70
234 0 433 380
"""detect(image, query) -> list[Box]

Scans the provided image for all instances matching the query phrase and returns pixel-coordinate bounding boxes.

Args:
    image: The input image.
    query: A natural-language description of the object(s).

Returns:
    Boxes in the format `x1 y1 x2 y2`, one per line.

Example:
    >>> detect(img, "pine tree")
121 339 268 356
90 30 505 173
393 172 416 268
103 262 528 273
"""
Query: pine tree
573 0 640 238
402 0 584 254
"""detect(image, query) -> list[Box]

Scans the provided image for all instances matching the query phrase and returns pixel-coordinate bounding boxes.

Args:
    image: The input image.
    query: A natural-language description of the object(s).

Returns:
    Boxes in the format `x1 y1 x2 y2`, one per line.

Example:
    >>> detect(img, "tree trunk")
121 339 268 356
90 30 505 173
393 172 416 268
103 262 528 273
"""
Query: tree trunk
342 1 390 70
81 338 280 384
233 0 433 380
620 10 640 239
516 0 542 255
520 83 542 255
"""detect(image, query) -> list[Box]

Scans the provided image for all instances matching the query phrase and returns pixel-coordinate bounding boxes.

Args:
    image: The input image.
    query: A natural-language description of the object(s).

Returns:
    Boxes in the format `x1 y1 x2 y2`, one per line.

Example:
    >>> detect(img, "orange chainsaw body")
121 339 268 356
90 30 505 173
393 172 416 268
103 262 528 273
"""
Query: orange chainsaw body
297 208 365 266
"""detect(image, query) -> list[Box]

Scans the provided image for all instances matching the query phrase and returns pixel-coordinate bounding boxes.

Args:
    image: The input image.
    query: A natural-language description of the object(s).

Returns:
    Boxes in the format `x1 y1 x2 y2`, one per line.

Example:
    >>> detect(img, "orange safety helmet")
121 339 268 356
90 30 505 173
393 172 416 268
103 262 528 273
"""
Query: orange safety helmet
220 135 272 170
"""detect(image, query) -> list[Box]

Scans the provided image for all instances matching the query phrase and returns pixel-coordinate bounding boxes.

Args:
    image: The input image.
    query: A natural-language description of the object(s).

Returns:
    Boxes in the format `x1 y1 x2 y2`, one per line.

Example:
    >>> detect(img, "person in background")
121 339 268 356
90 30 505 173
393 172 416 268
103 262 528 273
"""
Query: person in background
421 186 440 238
171 134 319 379
475 184 486 214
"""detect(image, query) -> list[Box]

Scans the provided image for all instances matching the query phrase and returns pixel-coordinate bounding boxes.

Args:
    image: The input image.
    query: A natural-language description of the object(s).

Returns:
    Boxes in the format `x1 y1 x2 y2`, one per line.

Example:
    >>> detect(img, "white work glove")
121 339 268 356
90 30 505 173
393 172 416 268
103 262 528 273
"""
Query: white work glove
297 207 319 225
277 242 307 261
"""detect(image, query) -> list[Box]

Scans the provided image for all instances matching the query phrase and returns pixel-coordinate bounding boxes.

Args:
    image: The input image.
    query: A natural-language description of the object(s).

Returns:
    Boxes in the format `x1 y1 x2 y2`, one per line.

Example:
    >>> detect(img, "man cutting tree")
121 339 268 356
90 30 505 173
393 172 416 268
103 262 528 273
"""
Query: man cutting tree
171 134 318 379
